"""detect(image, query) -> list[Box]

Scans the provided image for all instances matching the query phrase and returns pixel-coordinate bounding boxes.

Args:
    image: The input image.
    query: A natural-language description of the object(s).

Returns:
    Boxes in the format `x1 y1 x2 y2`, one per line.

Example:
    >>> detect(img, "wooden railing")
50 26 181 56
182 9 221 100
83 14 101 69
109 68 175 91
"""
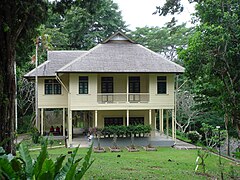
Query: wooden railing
97 93 149 103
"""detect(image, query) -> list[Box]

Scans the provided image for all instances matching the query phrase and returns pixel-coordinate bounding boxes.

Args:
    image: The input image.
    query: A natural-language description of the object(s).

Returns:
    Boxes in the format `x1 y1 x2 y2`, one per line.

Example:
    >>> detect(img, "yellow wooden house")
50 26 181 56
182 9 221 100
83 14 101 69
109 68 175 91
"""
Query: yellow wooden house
25 32 184 146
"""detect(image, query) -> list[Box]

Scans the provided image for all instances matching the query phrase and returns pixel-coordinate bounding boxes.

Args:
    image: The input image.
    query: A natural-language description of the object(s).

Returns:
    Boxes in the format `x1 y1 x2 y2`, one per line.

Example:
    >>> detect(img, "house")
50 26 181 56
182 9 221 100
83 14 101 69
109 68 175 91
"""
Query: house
25 32 184 146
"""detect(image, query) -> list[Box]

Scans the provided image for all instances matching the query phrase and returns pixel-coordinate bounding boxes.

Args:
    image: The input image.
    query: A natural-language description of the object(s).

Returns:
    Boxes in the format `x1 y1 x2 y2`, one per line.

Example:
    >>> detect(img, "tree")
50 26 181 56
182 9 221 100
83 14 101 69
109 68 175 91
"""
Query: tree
45 0 127 50
0 0 48 154
130 24 194 61
200 123 226 148
179 0 240 137
176 89 198 133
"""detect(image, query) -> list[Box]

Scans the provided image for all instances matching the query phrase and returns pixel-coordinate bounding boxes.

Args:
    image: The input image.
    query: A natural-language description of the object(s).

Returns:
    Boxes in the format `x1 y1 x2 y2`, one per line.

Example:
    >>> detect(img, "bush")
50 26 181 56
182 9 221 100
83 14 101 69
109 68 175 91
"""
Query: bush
30 127 40 144
187 131 202 143
17 115 32 134
102 125 151 137
0 138 94 179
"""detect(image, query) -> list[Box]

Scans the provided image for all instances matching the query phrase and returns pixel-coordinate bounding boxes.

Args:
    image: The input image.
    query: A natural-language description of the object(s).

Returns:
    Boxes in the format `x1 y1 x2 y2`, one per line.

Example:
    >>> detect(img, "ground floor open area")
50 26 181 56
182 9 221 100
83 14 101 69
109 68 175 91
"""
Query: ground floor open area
36 107 177 147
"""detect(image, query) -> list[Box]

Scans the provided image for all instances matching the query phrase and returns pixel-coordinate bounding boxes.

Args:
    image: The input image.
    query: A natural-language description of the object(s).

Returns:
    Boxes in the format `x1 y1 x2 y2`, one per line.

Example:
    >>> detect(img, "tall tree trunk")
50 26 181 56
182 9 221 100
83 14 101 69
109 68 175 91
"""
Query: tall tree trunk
0 24 16 154
224 113 230 156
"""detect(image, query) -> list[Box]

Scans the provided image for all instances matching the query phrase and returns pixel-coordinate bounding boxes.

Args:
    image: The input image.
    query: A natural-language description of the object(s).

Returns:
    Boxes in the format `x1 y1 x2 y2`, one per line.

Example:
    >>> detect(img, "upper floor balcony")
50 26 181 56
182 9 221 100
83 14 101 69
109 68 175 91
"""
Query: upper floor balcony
97 93 150 104
95 74 150 104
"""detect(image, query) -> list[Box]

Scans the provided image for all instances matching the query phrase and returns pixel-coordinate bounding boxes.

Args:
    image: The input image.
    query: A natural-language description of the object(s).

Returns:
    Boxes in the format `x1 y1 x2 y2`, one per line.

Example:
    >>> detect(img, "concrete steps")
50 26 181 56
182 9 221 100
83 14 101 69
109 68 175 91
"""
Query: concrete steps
174 139 201 150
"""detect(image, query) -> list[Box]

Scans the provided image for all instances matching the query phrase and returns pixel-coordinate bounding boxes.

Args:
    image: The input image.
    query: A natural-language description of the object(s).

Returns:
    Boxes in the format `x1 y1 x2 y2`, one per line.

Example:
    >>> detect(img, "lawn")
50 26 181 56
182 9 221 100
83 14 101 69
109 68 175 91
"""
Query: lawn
30 147 240 180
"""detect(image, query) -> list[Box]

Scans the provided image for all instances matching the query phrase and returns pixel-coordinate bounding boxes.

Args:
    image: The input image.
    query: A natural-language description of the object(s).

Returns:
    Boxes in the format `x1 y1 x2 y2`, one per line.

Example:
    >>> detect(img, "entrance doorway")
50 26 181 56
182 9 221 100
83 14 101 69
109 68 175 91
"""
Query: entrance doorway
72 111 93 137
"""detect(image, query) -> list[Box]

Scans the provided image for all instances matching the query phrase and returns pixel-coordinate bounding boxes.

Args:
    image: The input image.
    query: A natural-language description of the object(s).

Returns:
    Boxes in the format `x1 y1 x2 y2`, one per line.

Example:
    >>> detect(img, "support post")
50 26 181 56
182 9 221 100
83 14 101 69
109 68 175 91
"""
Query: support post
41 108 44 135
126 109 129 126
161 110 164 133
159 109 164 134
35 38 39 128
172 109 175 140
174 75 178 142
149 109 152 125
95 110 98 127
68 110 72 145
166 110 169 138
126 75 129 103
63 108 65 136
154 116 157 130
158 109 161 132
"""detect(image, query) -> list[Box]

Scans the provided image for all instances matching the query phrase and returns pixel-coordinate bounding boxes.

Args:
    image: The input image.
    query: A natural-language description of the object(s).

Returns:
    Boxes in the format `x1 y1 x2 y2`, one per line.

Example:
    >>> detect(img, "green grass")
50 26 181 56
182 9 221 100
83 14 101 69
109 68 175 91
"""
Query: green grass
18 138 65 149
30 147 240 180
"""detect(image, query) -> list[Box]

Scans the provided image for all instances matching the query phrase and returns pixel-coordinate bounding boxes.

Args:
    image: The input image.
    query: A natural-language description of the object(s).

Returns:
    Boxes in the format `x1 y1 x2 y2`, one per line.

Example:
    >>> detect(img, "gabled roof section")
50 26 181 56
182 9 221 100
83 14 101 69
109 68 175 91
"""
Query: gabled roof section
57 33 184 73
102 31 135 44
24 50 87 77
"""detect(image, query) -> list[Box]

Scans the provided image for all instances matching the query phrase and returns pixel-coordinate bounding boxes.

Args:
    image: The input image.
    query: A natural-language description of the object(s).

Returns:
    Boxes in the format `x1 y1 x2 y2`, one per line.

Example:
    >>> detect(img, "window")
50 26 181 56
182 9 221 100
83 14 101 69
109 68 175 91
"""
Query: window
157 76 167 94
101 77 113 93
79 76 88 94
104 117 123 126
44 79 61 95
129 76 140 93
129 117 144 125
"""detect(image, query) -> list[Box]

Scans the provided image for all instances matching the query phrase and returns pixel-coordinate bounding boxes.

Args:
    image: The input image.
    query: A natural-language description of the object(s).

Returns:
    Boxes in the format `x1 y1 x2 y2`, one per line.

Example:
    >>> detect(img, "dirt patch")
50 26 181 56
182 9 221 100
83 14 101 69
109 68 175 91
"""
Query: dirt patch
149 166 162 169
121 168 136 171
195 172 216 179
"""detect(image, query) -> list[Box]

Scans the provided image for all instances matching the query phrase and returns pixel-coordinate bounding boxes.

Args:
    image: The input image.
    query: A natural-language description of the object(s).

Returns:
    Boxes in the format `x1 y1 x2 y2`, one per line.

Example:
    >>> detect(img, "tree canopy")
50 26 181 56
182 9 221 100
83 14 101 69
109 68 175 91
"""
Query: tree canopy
130 24 194 61
0 0 48 153
178 0 240 137
44 0 127 50
1 0 127 153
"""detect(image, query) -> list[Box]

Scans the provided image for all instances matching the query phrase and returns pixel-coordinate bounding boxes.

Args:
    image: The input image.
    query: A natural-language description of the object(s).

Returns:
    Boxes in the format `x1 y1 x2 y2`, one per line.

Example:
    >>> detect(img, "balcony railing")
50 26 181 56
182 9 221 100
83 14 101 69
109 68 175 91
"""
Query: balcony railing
97 93 149 104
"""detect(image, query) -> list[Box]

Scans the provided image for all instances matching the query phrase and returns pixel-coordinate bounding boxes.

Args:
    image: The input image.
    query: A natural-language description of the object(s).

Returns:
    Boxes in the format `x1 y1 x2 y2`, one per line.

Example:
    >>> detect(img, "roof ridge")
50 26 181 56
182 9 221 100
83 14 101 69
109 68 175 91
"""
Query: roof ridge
48 50 88 52
102 31 135 44
57 44 102 73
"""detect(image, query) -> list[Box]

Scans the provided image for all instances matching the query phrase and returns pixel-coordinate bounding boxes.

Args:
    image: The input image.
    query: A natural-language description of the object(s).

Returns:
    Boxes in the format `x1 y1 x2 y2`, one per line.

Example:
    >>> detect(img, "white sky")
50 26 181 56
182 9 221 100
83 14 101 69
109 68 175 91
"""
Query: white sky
113 0 196 30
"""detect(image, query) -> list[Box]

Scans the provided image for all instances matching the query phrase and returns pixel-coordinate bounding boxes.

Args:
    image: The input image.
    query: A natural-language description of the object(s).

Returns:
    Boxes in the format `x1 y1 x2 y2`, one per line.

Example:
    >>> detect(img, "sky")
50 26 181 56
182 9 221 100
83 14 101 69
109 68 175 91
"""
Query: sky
112 0 196 30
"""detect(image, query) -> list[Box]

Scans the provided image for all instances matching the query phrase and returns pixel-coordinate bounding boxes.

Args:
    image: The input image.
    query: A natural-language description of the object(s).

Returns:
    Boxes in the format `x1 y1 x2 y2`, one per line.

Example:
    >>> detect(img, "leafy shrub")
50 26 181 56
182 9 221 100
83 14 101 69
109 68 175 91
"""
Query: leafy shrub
187 131 202 143
0 138 94 179
101 125 151 137
17 115 32 134
30 127 40 144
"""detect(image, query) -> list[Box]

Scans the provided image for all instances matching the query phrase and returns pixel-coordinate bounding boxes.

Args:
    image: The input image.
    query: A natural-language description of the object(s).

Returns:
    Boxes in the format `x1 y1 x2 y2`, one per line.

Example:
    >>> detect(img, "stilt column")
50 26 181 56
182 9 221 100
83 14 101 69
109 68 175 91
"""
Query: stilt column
149 109 152 125
41 108 44 135
126 109 129 126
63 108 65 136
166 110 169 138
95 110 98 127
172 109 175 140
159 109 164 134
68 109 72 145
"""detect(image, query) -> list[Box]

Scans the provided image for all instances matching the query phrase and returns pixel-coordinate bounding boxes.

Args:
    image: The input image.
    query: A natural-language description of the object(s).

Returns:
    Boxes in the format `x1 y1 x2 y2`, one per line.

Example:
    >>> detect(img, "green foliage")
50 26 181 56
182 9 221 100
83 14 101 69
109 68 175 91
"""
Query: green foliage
17 115 33 134
176 130 191 143
200 123 227 148
196 149 209 174
233 146 240 159
31 127 40 144
0 138 94 180
187 131 202 144
15 0 128 137
130 24 194 61
45 0 127 50
18 142 34 178
179 0 240 137
49 133 54 147
101 125 151 137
